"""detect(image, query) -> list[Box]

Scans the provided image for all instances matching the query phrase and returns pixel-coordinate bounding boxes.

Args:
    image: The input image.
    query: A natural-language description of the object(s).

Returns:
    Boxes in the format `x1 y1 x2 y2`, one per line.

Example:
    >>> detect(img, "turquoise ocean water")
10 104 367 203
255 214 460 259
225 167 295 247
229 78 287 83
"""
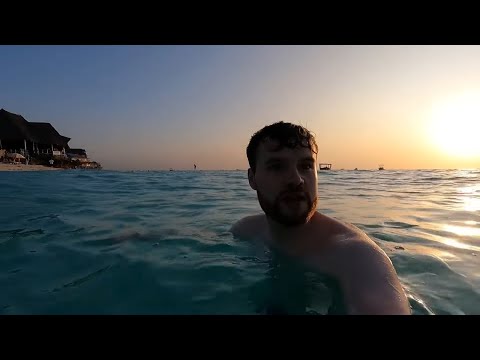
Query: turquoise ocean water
1 169 479 314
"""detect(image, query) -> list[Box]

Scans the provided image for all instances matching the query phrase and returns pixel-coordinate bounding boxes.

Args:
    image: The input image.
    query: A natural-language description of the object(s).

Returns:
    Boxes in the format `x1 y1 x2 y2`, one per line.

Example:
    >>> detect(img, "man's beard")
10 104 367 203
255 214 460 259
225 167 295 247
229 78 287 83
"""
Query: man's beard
257 189 317 227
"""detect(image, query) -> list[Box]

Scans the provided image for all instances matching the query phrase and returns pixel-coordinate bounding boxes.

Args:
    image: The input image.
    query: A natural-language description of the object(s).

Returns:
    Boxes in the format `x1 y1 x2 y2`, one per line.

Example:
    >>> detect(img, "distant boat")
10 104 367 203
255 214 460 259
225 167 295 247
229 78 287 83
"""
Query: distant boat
378 164 384 170
319 163 332 170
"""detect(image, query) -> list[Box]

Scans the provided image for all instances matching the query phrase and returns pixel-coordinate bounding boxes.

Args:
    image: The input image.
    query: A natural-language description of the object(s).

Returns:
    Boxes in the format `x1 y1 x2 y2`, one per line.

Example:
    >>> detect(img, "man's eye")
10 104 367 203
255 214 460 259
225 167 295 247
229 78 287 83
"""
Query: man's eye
268 164 283 170
302 163 313 170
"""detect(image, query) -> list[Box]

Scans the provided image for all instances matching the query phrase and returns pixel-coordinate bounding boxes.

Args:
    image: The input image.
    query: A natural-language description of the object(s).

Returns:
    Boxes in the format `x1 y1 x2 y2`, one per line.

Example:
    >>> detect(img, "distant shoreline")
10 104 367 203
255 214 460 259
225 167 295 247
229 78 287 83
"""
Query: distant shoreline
0 163 60 171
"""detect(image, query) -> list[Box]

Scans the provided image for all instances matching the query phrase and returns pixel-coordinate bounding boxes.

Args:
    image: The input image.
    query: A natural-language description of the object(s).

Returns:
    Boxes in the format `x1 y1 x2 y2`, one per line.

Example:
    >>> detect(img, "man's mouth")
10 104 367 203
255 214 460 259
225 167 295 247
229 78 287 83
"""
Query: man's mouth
281 193 306 201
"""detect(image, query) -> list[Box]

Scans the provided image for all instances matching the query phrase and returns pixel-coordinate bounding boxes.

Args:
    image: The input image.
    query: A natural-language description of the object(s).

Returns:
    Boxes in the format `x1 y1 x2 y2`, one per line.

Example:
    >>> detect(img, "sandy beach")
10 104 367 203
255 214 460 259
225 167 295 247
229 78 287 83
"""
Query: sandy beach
0 163 60 171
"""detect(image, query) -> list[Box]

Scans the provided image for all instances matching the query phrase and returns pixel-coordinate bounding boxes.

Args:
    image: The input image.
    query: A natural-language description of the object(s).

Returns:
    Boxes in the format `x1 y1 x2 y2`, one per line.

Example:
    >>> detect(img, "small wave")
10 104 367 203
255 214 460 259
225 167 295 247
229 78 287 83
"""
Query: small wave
27 214 59 221
0 228 45 238
66 227 86 234
407 293 435 315
51 265 112 292
383 221 418 229
0 228 25 235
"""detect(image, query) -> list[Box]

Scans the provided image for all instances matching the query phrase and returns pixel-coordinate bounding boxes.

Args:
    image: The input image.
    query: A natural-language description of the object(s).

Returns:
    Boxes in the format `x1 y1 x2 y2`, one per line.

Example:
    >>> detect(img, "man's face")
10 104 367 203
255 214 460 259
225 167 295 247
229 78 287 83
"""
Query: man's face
248 140 318 227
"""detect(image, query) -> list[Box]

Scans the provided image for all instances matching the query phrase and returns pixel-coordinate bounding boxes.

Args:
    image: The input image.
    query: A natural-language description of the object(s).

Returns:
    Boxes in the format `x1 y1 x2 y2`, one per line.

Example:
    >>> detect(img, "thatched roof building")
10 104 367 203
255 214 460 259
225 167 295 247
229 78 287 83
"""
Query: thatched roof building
0 108 70 154
67 148 87 157
0 108 36 142
28 122 70 148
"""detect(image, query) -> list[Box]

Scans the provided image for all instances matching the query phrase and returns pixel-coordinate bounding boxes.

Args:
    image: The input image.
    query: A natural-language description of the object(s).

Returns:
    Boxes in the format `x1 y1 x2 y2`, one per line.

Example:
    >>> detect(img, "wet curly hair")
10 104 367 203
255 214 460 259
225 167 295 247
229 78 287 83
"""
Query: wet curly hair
246 121 318 172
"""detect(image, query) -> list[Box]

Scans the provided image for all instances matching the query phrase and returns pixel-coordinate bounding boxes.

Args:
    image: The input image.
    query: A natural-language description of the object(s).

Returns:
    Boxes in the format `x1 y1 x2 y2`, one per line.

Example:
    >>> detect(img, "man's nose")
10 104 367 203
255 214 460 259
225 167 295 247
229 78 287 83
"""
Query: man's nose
286 167 304 187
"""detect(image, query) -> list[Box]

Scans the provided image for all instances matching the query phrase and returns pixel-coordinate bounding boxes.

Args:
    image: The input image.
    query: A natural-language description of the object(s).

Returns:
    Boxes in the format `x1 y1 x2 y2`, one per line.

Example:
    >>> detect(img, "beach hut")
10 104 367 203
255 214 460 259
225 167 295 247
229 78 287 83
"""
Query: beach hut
28 122 70 156
0 108 70 156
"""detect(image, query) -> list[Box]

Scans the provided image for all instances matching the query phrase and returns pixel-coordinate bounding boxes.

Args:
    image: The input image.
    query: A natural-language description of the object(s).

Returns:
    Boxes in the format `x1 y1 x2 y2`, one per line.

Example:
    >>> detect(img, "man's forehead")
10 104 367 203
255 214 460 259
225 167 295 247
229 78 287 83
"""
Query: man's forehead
257 140 315 160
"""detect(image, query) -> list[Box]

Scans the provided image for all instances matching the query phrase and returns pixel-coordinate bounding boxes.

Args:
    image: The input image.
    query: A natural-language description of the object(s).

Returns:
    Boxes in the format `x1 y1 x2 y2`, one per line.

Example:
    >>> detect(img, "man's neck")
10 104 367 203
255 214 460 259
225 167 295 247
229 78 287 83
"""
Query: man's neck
266 212 318 244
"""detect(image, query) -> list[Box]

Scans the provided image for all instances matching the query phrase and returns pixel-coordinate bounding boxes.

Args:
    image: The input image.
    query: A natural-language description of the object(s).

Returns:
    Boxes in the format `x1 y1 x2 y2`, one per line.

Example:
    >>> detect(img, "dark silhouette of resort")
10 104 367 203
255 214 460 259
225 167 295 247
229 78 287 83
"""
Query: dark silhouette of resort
0 109 101 169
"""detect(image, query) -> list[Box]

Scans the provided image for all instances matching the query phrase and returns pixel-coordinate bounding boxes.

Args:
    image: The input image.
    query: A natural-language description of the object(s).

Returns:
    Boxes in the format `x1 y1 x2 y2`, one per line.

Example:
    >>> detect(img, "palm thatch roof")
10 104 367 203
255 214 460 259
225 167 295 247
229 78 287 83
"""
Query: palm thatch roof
29 122 70 147
0 108 70 147
0 108 36 141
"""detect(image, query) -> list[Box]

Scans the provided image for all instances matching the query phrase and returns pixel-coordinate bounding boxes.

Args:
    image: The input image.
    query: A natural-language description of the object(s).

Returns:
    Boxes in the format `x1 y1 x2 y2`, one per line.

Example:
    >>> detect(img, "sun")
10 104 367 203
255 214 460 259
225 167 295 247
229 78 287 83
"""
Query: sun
427 91 480 158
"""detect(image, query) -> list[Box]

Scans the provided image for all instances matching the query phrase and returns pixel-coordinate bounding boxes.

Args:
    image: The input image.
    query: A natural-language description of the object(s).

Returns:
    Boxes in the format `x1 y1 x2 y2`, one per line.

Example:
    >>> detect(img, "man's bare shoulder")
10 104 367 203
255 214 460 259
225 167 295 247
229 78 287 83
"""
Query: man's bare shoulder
230 214 266 239
320 217 411 314
310 214 410 314
316 214 395 271
312 213 369 246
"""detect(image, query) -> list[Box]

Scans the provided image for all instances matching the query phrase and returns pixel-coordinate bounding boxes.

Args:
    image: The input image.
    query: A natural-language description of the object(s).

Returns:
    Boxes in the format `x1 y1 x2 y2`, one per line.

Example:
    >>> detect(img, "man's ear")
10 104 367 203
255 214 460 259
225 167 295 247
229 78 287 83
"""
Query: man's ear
248 168 257 190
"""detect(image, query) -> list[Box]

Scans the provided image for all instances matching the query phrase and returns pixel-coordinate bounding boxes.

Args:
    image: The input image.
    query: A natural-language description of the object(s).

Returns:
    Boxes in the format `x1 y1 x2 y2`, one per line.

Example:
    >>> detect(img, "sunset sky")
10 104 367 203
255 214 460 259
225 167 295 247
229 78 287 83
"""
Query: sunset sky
1 45 479 170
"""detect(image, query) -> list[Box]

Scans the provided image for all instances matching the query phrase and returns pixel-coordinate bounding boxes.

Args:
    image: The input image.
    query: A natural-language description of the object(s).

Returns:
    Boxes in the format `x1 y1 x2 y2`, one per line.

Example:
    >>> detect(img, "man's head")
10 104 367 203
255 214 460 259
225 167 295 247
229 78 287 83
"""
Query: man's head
246 122 318 227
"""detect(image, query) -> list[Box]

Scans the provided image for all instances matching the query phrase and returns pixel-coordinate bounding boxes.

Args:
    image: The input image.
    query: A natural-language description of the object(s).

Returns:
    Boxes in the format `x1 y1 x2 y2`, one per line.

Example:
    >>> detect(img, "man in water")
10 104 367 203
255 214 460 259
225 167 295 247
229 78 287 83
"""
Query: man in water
231 122 411 315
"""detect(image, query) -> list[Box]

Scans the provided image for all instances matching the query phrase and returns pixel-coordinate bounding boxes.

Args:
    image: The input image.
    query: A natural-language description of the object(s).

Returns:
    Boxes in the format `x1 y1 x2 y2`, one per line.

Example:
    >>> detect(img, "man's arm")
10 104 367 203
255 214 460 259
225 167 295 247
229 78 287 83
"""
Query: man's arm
337 239 411 315
230 215 258 238
230 218 246 237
